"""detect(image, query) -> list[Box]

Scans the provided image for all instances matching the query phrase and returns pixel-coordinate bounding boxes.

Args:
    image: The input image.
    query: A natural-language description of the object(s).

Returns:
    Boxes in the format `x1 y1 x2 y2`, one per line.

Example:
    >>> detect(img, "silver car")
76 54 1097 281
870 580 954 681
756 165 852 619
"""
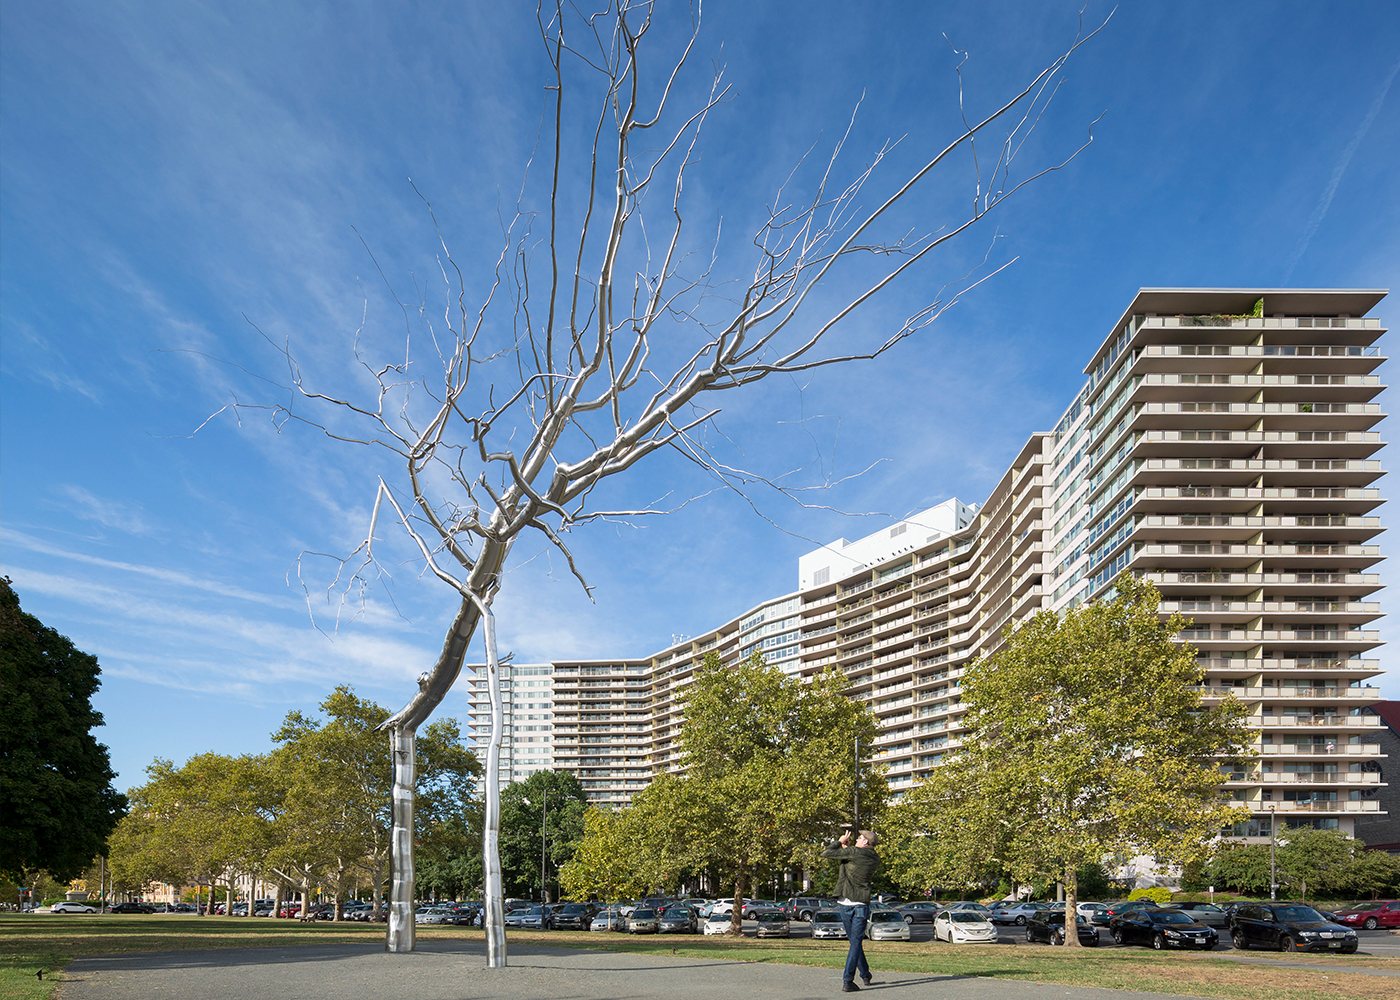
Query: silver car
990 901 1046 925
627 907 659 933
812 909 847 939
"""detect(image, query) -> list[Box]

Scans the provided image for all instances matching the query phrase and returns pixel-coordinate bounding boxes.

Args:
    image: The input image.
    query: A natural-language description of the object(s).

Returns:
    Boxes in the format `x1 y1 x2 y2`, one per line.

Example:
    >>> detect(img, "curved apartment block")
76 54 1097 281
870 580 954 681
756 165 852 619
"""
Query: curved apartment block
481 289 1388 844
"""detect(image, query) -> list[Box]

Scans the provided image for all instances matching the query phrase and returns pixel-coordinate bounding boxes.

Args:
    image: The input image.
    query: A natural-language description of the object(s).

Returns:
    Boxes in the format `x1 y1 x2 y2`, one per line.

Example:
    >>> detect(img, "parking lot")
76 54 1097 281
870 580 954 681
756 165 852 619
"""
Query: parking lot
578 916 1400 957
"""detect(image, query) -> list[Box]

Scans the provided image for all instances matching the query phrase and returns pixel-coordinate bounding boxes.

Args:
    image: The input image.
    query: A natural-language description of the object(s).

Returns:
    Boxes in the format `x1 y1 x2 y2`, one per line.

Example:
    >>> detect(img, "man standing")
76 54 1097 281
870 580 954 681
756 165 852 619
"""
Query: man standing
822 828 880 992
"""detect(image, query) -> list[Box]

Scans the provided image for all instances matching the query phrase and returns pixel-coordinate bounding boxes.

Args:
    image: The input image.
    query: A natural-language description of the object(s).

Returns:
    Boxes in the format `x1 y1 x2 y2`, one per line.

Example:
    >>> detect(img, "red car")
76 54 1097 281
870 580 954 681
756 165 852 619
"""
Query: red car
1333 900 1400 930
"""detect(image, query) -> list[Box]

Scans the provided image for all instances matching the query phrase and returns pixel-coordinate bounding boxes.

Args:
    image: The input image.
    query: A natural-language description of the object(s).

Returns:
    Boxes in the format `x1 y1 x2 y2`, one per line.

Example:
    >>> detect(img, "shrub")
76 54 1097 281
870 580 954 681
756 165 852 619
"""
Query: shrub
1127 887 1173 905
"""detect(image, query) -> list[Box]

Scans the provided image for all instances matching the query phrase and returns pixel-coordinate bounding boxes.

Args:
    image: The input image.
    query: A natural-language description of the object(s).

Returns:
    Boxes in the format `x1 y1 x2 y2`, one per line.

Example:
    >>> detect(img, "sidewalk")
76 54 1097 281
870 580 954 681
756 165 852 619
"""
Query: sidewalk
57 940 1212 1000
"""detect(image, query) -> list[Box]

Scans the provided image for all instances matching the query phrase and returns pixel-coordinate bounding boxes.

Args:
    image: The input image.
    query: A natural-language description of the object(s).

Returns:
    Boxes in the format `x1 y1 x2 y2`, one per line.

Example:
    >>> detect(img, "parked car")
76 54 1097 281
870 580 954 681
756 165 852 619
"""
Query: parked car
547 902 596 930
517 905 545 929
591 906 627 932
1075 902 1108 925
1333 900 1400 930
703 910 733 935
753 911 789 938
782 896 831 921
1171 902 1229 928
990 901 1046 925
873 894 905 908
110 902 156 914
867 909 911 941
1100 899 1161 924
896 902 940 924
1026 910 1100 947
1112 908 1218 950
1229 902 1358 953
51 901 98 914
681 898 710 913
742 899 781 918
933 909 998 944
658 906 697 934
627 908 659 933
937 901 991 916
415 905 454 925
811 910 847 940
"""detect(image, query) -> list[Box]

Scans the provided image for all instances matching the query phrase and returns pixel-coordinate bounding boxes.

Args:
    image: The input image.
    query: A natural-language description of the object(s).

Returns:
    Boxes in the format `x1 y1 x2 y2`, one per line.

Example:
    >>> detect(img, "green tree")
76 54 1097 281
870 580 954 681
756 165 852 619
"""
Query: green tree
0 578 127 881
1275 826 1400 901
270 687 478 917
892 575 1252 945
498 770 588 901
678 652 883 932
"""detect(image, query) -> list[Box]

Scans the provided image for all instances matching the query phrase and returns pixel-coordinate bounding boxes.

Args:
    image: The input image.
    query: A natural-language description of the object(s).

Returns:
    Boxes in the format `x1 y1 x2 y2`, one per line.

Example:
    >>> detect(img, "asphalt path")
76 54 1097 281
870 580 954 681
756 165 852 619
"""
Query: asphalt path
58 938 1223 1000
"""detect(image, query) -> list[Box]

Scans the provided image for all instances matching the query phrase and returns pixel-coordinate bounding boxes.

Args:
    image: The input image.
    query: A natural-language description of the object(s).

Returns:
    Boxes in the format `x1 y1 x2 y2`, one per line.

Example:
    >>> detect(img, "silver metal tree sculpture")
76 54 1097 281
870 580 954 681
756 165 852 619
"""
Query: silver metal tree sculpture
249 0 1108 964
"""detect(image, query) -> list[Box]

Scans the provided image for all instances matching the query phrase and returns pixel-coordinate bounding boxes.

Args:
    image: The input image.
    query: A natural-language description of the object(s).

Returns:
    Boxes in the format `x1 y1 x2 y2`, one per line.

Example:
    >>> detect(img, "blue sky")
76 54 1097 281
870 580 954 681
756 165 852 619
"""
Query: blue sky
3 1 1398 791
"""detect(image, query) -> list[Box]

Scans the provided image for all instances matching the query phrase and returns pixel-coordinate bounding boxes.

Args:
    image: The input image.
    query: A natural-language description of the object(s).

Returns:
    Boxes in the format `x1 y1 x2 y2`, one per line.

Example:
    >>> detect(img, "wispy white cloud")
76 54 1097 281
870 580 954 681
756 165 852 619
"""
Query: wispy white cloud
53 485 155 535
1284 55 1400 281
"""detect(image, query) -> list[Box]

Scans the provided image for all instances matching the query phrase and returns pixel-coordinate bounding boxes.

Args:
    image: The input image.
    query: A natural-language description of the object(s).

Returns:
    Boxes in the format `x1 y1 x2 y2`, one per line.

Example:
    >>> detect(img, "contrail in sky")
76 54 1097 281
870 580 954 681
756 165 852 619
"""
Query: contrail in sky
1283 54 1400 282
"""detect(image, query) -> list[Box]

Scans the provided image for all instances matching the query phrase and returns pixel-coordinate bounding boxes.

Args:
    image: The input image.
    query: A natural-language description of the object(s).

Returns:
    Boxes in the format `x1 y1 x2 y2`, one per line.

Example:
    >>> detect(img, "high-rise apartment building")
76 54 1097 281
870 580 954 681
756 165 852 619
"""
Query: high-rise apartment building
489 289 1389 843
464 663 556 785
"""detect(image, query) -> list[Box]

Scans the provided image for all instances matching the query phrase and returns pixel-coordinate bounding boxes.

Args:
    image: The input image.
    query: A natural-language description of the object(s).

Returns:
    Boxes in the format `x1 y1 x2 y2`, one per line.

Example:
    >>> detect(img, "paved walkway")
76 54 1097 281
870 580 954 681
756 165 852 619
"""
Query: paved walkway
57 940 1220 1000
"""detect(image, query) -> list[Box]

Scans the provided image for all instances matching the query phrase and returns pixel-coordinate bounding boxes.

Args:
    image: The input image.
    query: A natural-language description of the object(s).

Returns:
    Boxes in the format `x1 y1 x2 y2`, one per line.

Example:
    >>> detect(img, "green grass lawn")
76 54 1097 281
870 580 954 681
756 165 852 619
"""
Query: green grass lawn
2 915 1397 1000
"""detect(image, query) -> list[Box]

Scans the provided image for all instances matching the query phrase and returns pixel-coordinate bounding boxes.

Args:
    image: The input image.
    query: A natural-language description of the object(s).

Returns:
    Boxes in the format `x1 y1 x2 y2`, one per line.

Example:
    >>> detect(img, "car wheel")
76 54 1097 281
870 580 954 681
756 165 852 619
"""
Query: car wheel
1280 936 1296 953
1364 917 1379 930
801 911 813 922
1232 930 1248 950
1152 933 1166 951
1112 928 1125 945
1015 915 1026 925
905 915 914 926
1025 928 1034 943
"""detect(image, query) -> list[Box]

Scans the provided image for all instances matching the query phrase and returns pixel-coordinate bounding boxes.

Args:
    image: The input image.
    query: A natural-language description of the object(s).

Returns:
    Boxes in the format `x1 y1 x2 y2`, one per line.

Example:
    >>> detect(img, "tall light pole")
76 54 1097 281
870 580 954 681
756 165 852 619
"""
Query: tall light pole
523 790 549 904
1268 805 1278 901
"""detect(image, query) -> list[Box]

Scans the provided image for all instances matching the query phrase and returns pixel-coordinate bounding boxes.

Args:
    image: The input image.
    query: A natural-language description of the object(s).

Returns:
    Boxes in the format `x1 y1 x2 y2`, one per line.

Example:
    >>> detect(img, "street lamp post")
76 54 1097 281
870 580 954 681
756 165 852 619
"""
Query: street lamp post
1268 805 1278 901
523 790 549 904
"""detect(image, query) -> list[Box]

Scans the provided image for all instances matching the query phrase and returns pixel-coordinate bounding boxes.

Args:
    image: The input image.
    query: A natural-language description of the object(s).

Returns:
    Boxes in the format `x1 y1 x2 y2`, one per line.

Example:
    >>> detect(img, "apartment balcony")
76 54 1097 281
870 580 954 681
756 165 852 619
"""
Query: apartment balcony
1257 743 1382 757
1257 800 1383 814
1258 714 1383 729
1140 570 1381 596
1195 685 1381 700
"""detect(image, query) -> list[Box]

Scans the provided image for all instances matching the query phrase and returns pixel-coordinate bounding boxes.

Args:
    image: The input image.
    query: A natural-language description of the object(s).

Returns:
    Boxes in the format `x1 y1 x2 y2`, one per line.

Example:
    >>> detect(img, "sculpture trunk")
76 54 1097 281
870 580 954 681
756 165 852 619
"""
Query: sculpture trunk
386 723 416 952
481 599 507 967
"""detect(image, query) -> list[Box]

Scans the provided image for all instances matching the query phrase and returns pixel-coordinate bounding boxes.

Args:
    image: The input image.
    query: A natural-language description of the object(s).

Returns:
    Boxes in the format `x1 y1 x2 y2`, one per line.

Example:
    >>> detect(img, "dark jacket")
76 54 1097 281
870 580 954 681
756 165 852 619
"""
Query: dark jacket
822 841 879 904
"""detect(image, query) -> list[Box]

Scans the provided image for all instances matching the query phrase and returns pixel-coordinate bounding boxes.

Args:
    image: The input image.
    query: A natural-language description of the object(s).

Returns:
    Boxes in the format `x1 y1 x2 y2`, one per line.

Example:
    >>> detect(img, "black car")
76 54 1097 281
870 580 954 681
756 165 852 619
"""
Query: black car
1110 908 1217 950
657 905 697 933
110 901 156 914
548 902 596 930
1229 902 1358 954
1026 910 1100 946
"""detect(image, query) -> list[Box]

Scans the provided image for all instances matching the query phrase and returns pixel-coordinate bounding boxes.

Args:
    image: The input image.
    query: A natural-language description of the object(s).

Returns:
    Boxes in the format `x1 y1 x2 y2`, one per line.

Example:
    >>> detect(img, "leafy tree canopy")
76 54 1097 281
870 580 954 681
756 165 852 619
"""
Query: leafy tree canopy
883 575 1252 935
0 577 127 881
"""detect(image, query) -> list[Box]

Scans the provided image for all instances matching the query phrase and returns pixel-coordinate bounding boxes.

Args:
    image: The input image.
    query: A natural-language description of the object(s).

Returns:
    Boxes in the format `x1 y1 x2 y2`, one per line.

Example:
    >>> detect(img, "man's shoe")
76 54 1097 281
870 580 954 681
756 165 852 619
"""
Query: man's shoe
841 982 860 992
861 977 874 987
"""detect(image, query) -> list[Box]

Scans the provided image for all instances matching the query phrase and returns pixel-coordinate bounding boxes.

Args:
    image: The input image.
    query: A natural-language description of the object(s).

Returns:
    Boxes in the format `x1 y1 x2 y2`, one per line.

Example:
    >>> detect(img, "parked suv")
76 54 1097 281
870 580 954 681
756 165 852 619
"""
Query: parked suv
784 897 831 922
1229 902 1358 953
548 902 596 930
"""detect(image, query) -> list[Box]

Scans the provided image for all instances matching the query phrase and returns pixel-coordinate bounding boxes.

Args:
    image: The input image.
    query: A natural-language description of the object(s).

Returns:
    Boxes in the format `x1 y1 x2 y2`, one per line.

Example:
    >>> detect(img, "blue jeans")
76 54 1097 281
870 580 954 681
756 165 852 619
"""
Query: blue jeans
838 903 870 983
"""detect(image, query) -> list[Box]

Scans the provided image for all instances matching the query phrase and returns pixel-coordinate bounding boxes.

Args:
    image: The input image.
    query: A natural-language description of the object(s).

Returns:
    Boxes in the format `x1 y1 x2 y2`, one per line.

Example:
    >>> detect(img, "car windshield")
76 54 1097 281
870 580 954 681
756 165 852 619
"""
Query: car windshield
1275 906 1324 923
632 909 655 918
815 911 839 921
758 913 786 921
1156 912 1196 924
663 908 688 917
564 905 587 913
708 913 729 921
871 912 902 923
950 912 985 923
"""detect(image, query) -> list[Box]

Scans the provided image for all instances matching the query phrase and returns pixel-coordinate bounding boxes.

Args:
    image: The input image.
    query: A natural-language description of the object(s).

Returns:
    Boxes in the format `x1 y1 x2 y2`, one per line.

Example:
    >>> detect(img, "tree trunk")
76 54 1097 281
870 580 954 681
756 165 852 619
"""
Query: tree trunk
730 870 747 936
1063 864 1080 949
274 883 283 920
372 863 384 922
333 884 341 923
386 724 416 951
480 600 507 967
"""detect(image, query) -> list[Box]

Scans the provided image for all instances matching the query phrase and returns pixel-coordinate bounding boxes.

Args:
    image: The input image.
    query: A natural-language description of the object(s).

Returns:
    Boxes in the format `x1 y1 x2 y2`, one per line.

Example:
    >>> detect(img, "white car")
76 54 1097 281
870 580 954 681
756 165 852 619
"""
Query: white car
51 901 98 914
934 909 998 943
812 909 847 939
866 909 911 941
703 911 733 935
414 905 452 925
